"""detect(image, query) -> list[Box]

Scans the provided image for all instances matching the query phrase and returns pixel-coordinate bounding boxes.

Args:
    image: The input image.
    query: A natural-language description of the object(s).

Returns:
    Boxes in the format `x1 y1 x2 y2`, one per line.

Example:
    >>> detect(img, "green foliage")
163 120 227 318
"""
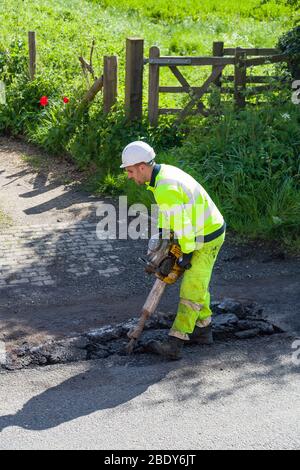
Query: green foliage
0 39 28 82
89 0 296 22
68 104 183 173
278 25 300 79
0 38 71 135
92 173 127 197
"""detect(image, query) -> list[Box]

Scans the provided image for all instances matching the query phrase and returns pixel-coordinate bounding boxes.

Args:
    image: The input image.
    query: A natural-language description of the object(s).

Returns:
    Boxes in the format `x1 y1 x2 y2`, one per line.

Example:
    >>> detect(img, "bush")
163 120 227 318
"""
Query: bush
278 25 300 79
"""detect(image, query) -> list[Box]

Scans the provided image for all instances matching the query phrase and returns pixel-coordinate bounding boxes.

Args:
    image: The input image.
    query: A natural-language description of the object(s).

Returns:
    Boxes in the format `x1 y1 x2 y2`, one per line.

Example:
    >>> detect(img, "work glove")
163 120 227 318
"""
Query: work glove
160 263 183 285
177 252 193 270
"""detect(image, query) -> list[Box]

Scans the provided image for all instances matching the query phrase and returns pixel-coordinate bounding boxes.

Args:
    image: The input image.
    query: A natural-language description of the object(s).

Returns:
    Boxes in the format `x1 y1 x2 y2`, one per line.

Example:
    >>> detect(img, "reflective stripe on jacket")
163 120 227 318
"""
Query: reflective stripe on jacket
146 164 224 253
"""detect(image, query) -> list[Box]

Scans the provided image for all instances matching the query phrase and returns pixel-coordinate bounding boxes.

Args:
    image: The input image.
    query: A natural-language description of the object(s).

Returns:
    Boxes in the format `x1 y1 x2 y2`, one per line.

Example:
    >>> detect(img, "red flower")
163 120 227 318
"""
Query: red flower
63 96 69 103
39 96 48 107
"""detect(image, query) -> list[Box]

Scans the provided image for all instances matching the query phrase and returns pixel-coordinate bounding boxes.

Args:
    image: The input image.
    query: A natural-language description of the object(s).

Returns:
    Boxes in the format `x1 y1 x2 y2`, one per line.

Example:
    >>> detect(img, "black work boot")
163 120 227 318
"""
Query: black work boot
189 325 214 345
149 336 184 360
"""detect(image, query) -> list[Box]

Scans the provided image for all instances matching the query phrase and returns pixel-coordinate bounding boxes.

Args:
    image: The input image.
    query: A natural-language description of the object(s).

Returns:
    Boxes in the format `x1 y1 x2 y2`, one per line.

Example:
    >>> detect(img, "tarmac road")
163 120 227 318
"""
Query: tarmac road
0 334 299 450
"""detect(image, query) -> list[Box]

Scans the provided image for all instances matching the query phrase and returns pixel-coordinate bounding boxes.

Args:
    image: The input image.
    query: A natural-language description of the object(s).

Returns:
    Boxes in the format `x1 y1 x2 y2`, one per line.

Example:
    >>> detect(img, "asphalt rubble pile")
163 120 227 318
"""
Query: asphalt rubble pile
2 298 283 371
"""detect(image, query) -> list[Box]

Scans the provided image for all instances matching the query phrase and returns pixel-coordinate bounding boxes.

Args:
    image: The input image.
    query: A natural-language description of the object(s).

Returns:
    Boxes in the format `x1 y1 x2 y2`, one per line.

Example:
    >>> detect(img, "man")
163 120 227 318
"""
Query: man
121 141 225 360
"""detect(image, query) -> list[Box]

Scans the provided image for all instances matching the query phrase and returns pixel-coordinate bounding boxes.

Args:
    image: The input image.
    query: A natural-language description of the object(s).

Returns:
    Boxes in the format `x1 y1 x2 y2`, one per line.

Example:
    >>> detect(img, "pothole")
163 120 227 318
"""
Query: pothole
1 298 284 371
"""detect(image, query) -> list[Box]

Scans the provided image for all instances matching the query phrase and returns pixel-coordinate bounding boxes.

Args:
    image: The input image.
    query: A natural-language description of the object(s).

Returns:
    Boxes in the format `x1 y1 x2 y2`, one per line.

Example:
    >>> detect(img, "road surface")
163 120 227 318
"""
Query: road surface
0 334 299 450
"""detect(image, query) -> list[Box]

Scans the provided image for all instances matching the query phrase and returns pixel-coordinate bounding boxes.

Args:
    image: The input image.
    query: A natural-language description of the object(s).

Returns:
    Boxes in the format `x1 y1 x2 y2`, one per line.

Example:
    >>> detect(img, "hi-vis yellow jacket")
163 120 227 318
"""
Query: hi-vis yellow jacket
146 164 224 254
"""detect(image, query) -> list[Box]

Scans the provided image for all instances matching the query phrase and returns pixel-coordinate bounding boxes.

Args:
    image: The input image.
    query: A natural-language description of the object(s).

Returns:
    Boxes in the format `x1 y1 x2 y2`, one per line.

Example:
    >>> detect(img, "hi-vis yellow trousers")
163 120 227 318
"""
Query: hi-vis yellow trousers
170 232 225 340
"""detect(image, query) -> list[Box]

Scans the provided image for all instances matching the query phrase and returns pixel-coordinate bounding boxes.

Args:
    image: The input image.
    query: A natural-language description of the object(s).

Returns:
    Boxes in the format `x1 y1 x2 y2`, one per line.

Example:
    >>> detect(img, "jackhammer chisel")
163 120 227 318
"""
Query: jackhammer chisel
126 278 166 354
126 232 184 354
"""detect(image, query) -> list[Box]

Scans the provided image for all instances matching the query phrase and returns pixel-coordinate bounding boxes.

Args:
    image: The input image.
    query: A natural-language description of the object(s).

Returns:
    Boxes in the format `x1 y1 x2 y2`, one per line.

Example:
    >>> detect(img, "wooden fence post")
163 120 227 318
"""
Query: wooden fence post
234 47 247 109
125 38 144 121
103 55 118 114
148 46 160 126
28 31 36 80
212 41 224 88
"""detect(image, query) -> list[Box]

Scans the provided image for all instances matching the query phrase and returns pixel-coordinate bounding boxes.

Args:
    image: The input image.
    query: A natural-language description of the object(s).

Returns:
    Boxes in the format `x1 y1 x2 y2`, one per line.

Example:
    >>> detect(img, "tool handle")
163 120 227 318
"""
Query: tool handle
127 309 150 341
127 279 166 342
143 278 166 313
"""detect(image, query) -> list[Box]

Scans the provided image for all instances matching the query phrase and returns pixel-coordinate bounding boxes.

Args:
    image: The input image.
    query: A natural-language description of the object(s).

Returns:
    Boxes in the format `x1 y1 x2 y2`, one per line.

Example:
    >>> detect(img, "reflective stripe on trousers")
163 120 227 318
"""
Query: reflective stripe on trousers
169 232 225 338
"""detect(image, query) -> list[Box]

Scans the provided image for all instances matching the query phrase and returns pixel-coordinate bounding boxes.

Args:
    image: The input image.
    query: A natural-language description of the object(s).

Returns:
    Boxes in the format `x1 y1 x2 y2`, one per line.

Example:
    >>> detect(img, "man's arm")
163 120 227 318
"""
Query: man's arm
155 187 196 254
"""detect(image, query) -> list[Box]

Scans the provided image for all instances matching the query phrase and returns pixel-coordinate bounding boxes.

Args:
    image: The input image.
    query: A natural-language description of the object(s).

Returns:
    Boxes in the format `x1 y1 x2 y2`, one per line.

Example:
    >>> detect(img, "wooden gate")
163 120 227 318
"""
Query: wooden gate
146 46 233 125
144 43 287 125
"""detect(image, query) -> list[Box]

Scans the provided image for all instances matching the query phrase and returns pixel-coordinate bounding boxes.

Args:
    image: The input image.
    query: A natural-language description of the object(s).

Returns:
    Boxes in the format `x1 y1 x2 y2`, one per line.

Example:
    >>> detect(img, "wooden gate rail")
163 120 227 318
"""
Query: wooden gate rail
244 54 288 67
223 48 280 56
145 57 235 66
224 76 282 83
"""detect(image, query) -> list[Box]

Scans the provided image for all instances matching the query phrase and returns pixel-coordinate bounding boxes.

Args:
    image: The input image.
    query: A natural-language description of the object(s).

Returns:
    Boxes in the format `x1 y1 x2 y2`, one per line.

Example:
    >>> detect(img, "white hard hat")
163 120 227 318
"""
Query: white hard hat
120 141 156 168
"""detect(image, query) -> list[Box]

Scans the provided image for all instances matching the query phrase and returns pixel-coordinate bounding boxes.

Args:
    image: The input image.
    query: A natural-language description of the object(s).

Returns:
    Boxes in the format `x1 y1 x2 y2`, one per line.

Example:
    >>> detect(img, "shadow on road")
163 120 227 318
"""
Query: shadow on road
0 136 95 217
0 337 297 433
0 358 175 432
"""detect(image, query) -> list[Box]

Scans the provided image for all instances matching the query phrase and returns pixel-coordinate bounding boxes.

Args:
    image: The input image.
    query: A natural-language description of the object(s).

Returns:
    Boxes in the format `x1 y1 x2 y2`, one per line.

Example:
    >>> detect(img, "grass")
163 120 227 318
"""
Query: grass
0 0 297 107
